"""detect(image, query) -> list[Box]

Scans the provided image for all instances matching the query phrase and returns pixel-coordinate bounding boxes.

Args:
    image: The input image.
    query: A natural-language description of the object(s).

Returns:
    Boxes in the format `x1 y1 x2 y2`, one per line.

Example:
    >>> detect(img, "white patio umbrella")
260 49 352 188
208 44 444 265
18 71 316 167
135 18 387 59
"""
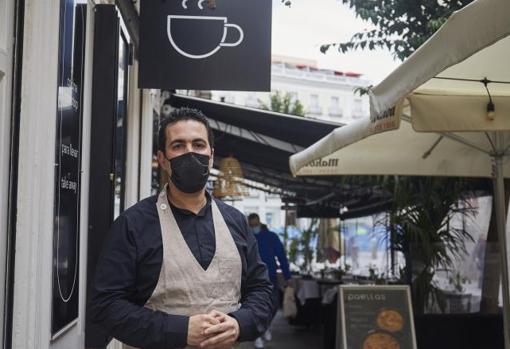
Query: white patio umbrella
289 0 510 346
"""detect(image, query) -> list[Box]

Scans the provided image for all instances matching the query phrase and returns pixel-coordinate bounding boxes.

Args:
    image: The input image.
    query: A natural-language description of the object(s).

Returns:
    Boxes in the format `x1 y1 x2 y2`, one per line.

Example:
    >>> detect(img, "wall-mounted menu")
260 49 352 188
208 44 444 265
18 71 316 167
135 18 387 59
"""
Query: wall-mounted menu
51 0 86 338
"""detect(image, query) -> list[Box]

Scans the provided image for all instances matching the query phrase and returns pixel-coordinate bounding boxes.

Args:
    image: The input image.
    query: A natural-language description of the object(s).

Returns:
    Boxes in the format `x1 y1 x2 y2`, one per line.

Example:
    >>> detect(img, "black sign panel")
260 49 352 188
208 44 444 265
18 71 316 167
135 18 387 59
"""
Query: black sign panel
52 0 86 337
139 0 272 91
338 286 417 349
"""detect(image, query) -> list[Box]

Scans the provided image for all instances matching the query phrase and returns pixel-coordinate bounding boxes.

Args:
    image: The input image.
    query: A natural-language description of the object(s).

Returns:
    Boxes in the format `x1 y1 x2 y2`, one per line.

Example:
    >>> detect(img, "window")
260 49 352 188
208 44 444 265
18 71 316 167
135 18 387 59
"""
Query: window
310 94 319 107
225 94 236 104
265 212 274 227
352 99 363 118
245 93 258 108
244 207 258 217
329 96 343 117
308 94 321 114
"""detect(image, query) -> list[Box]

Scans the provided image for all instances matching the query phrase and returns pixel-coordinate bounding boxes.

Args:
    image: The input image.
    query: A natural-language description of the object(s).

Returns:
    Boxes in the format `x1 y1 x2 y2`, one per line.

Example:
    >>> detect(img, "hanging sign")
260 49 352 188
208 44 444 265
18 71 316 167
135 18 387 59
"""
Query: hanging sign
139 0 272 91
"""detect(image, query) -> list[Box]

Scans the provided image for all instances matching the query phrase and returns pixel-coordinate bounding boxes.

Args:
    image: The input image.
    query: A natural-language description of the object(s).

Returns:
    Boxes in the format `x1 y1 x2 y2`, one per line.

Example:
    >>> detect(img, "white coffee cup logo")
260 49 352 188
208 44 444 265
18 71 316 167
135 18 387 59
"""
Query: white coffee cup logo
167 15 244 59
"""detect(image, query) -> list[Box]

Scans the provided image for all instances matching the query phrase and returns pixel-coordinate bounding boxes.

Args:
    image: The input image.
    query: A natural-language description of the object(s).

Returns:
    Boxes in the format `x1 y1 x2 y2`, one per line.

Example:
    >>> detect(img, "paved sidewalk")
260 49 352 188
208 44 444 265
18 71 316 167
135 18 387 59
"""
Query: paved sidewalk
238 311 323 349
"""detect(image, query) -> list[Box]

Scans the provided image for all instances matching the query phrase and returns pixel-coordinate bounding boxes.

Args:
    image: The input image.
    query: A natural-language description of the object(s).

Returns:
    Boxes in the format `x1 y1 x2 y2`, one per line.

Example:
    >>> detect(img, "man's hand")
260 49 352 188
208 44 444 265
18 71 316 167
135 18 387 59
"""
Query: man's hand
187 314 221 347
199 310 240 349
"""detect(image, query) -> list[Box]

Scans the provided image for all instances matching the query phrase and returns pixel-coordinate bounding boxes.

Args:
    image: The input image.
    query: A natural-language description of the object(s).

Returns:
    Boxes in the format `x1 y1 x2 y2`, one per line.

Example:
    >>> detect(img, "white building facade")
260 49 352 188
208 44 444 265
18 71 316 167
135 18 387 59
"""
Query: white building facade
212 55 371 125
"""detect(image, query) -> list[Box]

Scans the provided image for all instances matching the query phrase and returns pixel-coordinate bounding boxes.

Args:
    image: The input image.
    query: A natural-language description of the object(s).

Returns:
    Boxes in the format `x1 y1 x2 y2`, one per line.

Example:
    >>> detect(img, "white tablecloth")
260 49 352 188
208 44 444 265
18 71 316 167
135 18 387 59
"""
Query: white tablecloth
293 279 320 305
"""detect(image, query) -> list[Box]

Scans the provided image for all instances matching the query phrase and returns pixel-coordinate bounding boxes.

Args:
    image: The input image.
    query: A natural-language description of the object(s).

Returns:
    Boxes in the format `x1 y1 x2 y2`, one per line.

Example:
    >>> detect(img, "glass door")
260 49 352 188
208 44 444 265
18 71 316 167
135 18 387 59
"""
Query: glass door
112 30 129 219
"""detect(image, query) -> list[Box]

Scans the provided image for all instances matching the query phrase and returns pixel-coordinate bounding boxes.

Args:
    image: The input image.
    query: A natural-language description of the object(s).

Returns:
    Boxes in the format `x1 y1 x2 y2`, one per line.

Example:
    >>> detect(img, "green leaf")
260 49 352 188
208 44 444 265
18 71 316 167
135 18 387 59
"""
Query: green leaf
320 44 331 54
321 0 474 61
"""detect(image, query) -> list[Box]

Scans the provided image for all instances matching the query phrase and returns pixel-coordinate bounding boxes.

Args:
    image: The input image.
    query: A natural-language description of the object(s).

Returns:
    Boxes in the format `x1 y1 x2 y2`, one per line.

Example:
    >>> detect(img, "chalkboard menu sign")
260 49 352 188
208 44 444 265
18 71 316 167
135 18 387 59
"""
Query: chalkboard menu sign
51 0 86 338
338 285 417 349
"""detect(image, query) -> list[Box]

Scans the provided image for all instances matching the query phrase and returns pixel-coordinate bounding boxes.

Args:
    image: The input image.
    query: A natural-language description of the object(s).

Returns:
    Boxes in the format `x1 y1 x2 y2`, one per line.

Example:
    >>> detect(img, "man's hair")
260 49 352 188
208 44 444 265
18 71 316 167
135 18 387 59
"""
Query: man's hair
158 107 215 152
248 213 260 221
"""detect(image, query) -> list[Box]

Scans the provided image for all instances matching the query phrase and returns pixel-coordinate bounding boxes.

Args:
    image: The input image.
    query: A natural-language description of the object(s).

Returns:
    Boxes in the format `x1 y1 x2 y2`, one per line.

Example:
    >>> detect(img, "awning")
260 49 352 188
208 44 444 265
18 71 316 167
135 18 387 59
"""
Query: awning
169 94 338 147
169 94 394 218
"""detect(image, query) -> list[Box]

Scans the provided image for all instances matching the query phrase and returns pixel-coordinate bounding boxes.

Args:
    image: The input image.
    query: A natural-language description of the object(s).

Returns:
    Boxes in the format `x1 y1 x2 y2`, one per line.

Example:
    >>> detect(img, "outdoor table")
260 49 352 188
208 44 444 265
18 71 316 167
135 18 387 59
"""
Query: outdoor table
292 277 321 306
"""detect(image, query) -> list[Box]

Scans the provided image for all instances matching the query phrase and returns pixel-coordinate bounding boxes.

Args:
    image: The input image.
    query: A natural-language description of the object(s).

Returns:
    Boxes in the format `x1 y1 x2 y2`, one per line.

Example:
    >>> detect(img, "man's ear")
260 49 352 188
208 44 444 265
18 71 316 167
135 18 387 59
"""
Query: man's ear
157 150 170 173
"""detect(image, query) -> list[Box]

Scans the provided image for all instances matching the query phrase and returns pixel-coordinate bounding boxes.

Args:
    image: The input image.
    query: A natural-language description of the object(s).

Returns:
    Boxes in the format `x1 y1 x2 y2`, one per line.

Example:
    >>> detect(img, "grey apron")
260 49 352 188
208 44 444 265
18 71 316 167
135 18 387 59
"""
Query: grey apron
124 187 241 349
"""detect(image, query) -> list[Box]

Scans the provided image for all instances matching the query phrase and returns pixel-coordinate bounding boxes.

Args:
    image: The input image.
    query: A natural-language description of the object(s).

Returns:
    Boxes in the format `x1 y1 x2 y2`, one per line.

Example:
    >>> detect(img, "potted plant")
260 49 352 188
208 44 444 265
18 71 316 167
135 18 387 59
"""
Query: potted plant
383 177 477 314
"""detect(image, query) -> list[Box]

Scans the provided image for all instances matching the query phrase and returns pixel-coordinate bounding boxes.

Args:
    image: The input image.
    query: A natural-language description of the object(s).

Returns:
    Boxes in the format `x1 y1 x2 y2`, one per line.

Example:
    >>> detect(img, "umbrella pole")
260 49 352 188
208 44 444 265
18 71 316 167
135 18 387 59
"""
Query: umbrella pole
493 149 510 349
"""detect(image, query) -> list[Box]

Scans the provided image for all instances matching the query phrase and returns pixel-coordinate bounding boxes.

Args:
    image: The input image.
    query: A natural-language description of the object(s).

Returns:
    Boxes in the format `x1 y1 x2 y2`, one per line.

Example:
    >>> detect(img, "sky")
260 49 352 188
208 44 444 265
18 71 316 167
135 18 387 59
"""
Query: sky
271 0 400 85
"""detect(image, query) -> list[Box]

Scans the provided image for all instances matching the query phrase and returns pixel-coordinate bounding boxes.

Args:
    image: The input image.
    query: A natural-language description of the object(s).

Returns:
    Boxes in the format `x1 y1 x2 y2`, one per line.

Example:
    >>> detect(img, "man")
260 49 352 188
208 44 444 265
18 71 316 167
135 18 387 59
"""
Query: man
247 213 291 349
91 107 274 349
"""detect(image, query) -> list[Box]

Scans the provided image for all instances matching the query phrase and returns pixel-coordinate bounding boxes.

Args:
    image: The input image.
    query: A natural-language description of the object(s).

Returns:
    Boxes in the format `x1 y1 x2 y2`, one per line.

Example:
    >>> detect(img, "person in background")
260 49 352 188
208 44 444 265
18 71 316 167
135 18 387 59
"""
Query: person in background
248 213 292 349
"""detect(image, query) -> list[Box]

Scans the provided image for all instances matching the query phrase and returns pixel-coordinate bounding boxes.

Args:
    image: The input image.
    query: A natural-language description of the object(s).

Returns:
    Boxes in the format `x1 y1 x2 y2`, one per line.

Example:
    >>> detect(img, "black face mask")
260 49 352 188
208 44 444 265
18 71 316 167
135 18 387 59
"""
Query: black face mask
167 152 210 193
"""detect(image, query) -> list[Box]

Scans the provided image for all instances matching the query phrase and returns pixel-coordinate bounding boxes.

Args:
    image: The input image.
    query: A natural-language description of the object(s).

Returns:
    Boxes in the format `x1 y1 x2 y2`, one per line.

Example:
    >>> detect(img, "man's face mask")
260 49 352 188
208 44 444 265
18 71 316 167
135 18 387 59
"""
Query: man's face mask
251 225 261 235
167 152 210 193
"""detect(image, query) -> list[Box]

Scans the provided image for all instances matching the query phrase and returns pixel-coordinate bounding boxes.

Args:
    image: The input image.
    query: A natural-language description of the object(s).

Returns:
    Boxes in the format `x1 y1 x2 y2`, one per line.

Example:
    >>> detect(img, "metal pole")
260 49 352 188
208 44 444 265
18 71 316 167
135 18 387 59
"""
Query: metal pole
492 131 510 349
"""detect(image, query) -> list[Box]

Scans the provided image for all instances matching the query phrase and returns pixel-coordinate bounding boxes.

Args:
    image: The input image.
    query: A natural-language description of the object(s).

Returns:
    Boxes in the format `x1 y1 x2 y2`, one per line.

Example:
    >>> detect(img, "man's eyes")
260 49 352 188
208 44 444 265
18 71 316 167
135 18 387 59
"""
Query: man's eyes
171 142 206 150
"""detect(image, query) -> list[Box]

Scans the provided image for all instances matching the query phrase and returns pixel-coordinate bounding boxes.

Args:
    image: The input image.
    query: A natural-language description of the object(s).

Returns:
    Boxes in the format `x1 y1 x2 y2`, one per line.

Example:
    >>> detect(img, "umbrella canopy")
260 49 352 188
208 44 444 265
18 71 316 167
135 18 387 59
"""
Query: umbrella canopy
290 117 510 178
371 0 510 122
290 0 510 177
289 0 510 346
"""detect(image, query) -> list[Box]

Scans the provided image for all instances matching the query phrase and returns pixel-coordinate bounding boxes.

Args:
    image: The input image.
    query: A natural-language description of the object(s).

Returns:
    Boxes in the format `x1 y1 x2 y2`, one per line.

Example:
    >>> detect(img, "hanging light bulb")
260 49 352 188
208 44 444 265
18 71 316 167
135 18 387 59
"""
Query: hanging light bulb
487 101 495 121
482 78 495 121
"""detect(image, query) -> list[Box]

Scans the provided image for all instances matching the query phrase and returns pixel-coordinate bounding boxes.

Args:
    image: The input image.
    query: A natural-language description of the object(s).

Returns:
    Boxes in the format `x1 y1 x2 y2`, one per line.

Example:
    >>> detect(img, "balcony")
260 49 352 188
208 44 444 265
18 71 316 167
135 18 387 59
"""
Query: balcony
328 108 343 117
307 106 322 115
271 63 370 87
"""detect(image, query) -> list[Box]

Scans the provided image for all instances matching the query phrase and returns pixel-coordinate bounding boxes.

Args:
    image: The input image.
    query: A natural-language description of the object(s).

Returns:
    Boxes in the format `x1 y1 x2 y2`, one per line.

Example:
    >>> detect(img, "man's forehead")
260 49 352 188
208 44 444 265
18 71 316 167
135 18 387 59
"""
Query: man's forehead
166 119 208 139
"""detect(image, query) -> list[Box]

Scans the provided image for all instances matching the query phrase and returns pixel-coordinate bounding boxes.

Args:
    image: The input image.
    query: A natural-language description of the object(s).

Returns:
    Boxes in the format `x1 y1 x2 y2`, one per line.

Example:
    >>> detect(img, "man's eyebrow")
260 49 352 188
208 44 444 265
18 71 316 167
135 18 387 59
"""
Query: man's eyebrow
169 137 207 144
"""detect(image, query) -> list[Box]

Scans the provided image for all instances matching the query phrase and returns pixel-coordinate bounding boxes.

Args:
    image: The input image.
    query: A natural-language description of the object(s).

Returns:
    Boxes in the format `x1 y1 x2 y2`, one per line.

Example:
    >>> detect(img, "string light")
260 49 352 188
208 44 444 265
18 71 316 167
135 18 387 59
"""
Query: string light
482 77 495 121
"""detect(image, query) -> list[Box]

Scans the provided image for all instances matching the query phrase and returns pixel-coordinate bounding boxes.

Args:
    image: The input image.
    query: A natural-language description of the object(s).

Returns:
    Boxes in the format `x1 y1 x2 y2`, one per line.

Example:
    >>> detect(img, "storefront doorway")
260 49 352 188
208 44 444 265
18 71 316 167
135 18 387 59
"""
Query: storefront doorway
85 5 131 347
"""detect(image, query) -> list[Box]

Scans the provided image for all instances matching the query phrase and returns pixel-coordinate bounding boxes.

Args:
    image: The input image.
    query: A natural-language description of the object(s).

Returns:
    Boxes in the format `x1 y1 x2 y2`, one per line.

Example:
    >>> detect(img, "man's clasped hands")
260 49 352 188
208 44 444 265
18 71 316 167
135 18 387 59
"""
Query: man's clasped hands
187 310 240 349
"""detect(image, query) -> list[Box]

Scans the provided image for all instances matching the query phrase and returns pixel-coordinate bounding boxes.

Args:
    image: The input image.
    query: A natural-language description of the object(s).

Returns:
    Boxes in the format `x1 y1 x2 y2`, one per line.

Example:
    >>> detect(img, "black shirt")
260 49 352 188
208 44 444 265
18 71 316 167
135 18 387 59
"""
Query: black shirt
169 194 216 270
90 193 273 348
